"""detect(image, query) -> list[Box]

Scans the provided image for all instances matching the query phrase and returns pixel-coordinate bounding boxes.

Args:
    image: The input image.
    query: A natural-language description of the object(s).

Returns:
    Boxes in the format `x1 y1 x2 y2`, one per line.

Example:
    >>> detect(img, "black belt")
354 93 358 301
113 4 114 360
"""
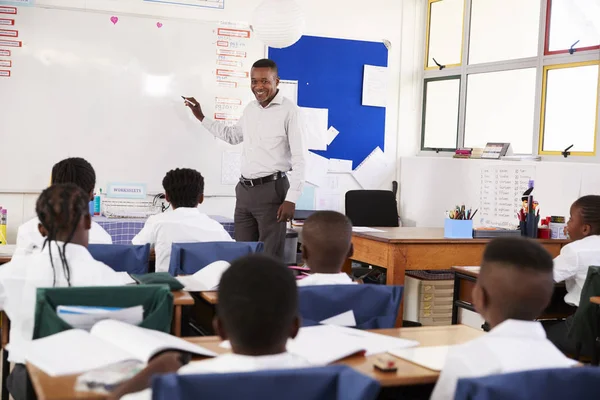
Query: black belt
240 172 286 187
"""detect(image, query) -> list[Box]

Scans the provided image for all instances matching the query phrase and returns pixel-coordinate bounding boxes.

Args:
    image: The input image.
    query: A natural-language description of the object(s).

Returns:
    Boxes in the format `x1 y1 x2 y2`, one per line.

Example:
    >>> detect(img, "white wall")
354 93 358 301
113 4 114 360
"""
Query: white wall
0 0 406 243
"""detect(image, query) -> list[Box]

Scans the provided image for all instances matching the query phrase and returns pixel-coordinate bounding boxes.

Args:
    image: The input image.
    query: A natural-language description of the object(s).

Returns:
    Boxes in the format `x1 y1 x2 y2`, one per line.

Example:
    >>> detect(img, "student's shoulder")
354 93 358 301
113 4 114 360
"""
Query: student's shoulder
568 235 600 250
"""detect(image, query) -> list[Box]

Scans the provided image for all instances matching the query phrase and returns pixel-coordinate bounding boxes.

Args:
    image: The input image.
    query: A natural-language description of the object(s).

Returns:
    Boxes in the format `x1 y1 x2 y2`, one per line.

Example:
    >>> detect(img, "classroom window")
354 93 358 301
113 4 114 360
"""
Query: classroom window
546 0 600 54
539 62 600 155
468 0 540 65
464 68 537 154
425 0 464 69
421 77 461 150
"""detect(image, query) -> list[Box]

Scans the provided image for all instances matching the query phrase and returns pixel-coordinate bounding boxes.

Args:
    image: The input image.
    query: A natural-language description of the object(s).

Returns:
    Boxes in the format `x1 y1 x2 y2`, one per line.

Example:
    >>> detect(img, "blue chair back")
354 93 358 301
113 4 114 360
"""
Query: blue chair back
168 241 264 276
87 244 150 274
298 285 403 329
454 367 599 400
152 365 380 400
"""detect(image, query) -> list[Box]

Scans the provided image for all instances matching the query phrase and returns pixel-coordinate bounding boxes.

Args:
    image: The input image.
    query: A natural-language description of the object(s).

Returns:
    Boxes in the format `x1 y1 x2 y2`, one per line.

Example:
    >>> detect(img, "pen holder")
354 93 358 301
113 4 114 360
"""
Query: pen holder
444 219 473 239
520 214 539 238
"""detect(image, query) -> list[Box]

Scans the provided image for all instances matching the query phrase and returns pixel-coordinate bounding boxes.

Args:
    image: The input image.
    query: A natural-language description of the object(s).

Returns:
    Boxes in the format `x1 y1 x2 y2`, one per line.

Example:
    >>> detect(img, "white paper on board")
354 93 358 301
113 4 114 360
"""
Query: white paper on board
299 107 328 151
326 126 340 146
362 65 389 107
352 147 393 190
279 80 298 105
305 152 329 187
328 158 353 173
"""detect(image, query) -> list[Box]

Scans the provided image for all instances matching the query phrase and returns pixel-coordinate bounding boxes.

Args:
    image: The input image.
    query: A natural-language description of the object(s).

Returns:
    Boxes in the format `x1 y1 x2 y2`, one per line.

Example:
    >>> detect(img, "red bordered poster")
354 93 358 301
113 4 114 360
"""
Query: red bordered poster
0 60 11 68
0 7 17 15
0 69 10 77
0 29 17 37
0 39 21 47
0 18 15 25
0 49 10 56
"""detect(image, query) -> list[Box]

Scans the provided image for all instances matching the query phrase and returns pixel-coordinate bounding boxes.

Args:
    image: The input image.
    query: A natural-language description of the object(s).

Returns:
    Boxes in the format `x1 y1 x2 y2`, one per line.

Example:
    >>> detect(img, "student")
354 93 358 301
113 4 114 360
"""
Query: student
131 168 233 273
297 211 357 287
14 157 112 258
431 237 577 400
111 254 309 400
545 195 600 354
0 184 132 400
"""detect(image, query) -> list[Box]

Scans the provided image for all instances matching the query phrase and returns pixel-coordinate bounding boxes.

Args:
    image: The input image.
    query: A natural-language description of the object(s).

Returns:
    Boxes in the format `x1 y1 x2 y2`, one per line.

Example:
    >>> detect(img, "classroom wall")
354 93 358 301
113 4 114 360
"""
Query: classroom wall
0 0 406 243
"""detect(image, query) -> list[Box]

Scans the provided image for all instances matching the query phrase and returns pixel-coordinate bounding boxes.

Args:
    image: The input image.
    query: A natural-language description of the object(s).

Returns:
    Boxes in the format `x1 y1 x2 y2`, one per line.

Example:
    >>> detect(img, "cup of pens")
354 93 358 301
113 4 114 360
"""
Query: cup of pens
444 205 476 239
518 188 540 238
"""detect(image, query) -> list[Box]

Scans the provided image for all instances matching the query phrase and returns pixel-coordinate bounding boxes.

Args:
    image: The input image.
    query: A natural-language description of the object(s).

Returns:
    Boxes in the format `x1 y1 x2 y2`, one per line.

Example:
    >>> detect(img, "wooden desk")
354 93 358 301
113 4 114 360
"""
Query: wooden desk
0 245 16 265
451 266 575 325
26 325 484 399
348 228 568 323
171 291 194 337
200 291 218 305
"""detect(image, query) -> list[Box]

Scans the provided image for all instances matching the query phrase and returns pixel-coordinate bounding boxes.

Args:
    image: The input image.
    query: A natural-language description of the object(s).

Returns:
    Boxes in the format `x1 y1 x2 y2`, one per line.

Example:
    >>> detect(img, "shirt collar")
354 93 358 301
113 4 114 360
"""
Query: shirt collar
40 241 93 259
257 90 284 109
488 319 547 340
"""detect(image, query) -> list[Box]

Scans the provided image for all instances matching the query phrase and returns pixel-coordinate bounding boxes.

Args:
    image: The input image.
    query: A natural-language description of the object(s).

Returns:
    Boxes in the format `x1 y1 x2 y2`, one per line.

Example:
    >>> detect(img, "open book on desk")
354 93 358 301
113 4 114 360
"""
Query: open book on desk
25 319 216 376
176 261 230 292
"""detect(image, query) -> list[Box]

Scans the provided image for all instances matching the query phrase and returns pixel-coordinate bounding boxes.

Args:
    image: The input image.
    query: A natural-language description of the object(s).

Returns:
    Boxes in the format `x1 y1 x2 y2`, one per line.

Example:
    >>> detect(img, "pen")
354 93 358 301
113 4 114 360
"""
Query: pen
469 209 478 220
181 96 197 107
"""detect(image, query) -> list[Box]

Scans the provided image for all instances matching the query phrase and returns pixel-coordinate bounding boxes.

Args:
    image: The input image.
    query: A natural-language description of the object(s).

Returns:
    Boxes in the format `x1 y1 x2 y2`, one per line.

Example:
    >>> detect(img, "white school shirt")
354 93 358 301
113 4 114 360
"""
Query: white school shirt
131 208 233 273
296 272 357 287
430 320 577 400
201 91 307 203
122 352 311 400
13 217 112 260
0 242 132 363
553 235 600 306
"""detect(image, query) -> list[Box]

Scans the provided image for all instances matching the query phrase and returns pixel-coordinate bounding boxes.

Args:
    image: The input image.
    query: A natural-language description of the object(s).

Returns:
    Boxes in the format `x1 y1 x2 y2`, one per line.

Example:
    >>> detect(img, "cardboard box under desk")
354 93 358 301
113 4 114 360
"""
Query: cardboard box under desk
404 273 455 325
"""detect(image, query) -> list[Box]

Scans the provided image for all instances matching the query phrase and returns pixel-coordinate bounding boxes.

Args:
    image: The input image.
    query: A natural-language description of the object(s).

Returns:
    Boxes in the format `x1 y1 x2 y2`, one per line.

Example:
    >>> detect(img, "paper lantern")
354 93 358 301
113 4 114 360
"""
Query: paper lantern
252 0 306 49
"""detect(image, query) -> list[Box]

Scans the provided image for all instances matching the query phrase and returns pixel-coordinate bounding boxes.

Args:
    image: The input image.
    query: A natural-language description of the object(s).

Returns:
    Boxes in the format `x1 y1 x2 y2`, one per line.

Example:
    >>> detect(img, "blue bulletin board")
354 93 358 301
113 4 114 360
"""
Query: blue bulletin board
269 35 388 169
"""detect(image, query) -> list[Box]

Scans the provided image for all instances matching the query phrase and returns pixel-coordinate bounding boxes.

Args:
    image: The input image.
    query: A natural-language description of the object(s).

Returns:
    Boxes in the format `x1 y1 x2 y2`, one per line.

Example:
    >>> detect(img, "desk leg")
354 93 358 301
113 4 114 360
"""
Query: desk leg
1 348 8 400
452 275 460 325
385 246 405 327
173 306 182 337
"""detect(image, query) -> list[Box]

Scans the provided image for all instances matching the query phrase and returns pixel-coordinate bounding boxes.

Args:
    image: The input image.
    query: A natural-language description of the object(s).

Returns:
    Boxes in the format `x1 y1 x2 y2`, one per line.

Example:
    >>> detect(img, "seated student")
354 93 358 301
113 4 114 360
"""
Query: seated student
0 184 131 400
431 237 577 400
131 168 233 273
110 254 309 400
297 211 357 286
14 157 112 258
545 195 600 354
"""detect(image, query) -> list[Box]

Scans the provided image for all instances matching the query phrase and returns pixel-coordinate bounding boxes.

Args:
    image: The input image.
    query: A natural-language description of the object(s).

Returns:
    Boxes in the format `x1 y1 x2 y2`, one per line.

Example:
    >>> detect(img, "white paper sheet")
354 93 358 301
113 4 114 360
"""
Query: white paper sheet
176 261 230 292
326 126 340 146
352 147 393 190
306 152 329 187
352 227 385 233
315 190 343 212
299 107 328 151
388 345 450 371
332 326 419 356
328 159 353 173
362 65 389 107
221 152 241 185
320 310 357 327
279 80 298 105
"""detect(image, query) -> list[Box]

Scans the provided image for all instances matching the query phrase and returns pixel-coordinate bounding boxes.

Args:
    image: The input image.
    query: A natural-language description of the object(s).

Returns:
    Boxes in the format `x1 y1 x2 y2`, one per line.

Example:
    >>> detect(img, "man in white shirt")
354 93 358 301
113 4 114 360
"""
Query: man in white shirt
546 195 600 356
110 254 310 400
131 168 233 273
0 183 131 400
297 211 357 287
14 157 112 259
431 238 577 400
184 59 306 259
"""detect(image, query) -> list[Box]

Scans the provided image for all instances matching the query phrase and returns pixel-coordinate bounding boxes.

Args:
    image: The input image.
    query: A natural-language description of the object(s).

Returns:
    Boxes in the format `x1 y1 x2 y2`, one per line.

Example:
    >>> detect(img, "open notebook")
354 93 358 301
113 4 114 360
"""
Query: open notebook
388 345 450 371
176 261 230 292
25 320 216 376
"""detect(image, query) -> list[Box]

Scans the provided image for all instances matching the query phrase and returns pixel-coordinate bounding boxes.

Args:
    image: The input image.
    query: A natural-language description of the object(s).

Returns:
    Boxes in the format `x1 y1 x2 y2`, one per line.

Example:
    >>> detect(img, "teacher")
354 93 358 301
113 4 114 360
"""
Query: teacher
185 58 306 259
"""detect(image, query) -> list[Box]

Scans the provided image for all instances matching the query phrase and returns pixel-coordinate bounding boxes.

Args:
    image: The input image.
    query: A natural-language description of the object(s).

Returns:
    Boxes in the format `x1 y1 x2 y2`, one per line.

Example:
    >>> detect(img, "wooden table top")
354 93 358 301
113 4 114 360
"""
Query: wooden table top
27 325 484 399
200 291 218 305
353 227 569 245
590 296 600 305
172 290 194 306
451 266 481 278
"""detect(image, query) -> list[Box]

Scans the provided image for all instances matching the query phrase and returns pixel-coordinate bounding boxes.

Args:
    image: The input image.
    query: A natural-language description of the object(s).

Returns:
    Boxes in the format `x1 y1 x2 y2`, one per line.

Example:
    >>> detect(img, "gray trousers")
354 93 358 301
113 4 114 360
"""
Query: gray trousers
234 176 289 259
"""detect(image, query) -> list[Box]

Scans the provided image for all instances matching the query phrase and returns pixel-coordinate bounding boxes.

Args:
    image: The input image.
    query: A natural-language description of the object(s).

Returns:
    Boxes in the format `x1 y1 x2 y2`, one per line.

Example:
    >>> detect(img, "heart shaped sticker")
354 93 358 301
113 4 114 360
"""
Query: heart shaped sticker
110 16 118 25
157 22 163 28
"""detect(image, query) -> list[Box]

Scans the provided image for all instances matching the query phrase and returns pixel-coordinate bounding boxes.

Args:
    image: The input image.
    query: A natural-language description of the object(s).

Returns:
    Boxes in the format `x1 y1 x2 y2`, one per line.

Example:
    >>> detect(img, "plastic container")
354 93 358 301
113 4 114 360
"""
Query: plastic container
444 219 473 239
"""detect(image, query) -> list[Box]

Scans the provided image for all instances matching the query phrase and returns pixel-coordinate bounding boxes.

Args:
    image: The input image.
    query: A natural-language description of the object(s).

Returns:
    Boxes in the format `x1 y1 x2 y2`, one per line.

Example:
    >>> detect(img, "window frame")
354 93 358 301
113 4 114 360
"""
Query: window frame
424 0 466 71
421 75 461 152
544 0 600 56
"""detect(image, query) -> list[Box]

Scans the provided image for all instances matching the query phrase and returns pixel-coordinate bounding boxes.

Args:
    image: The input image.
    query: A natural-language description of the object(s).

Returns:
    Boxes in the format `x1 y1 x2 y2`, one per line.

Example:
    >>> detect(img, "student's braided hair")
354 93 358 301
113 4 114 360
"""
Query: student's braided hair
573 195 600 235
51 158 96 197
36 183 90 287
162 168 204 208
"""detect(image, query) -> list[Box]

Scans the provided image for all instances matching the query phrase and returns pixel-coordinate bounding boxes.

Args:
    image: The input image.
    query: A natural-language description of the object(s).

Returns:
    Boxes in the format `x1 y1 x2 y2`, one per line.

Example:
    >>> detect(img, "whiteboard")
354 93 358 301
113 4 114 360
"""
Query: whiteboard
0 6 265 195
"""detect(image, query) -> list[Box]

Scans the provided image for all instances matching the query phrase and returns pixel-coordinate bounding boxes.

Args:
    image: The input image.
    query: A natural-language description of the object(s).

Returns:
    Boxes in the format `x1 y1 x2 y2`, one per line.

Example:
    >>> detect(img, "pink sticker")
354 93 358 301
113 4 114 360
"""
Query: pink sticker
156 22 163 28
110 16 118 25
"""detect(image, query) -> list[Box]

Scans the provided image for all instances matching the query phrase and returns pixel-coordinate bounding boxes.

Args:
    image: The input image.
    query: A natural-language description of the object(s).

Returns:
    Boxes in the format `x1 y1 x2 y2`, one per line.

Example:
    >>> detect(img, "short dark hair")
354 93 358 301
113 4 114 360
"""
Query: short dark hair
162 168 204 208
302 211 352 271
573 195 600 235
252 58 278 75
51 158 96 195
36 183 91 286
480 237 554 321
217 254 297 353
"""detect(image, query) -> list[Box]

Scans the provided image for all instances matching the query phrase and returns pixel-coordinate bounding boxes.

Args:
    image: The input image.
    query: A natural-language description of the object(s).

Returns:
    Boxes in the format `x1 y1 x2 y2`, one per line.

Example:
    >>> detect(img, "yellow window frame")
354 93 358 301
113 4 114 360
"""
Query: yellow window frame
424 0 466 71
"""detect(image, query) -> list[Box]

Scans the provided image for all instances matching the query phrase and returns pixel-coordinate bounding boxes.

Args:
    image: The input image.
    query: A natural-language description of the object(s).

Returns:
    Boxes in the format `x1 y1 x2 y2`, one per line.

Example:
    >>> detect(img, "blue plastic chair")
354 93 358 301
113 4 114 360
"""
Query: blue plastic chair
168 241 264 276
298 285 403 329
87 244 150 274
152 365 380 400
454 367 599 400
